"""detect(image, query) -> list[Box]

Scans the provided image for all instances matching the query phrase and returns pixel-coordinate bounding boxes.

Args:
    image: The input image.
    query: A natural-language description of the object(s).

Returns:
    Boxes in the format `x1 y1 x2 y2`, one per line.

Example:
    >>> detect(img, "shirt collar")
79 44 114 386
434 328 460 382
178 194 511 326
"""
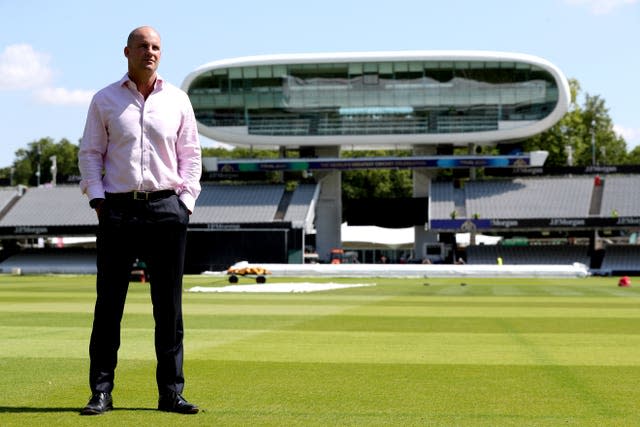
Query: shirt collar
119 73 164 90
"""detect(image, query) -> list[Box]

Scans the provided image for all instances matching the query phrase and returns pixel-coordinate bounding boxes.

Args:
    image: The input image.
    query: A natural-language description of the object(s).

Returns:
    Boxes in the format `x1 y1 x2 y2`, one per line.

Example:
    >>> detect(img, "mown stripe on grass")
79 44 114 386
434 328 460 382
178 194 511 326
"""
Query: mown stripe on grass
182 361 640 425
276 315 640 334
4 300 640 319
4 311 640 335
185 329 640 366
4 325 640 366
366 298 640 308
2 359 639 425
342 304 640 318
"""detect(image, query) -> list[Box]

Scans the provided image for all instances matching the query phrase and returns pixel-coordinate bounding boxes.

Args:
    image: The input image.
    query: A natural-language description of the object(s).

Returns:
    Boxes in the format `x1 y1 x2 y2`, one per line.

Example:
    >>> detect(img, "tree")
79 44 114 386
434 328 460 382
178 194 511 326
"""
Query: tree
10 137 80 186
202 146 278 159
341 150 413 199
522 79 628 167
627 146 640 165
579 94 627 165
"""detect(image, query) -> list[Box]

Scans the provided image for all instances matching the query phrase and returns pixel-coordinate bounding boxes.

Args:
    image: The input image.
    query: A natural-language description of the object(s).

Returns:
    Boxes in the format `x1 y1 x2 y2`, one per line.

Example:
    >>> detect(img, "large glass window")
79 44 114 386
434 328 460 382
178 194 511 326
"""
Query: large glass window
188 59 560 136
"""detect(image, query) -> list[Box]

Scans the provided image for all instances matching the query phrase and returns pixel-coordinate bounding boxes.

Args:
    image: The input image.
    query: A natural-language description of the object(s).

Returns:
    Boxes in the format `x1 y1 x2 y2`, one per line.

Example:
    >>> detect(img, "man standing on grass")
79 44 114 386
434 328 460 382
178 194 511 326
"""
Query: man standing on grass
78 25 201 415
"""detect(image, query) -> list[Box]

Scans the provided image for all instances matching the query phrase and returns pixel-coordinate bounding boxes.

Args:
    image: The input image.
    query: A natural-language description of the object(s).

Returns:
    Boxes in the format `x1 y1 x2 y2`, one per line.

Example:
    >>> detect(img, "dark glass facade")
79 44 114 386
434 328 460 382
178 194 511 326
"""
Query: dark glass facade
186 58 563 140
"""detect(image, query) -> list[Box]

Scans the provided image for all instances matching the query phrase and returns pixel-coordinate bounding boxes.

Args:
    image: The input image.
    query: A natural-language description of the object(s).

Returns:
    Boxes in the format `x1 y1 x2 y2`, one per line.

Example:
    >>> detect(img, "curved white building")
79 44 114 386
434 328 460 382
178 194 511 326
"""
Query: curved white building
183 51 570 262
183 50 570 148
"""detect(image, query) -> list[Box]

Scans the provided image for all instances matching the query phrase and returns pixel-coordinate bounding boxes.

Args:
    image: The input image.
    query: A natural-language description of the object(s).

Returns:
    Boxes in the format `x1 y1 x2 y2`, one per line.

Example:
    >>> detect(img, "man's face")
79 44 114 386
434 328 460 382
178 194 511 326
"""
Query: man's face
125 28 161 74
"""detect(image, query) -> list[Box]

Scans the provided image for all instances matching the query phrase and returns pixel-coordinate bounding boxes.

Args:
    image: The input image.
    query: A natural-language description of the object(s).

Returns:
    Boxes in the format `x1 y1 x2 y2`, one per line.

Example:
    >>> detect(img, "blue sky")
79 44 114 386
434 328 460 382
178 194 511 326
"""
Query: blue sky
0 0 638 168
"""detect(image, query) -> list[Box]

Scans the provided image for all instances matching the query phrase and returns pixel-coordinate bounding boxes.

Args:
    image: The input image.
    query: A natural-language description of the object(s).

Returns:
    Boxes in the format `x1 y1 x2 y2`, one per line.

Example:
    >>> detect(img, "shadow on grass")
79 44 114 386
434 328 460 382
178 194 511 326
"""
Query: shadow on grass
0 406 156 413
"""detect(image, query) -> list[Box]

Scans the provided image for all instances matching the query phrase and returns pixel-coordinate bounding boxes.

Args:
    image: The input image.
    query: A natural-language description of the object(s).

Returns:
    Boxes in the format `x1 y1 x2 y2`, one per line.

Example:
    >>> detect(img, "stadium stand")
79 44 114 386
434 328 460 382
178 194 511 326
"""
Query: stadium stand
190 184 285 224
429 181 456 219
599 245 640 275
0 183 321 274
0 186 98 274
466 245 591 266
283 184 319 228
0 187 21 218
0 248 97 274
0 185 96 227
0 175 638 274
425 175 639 273
0 183 320 228
599 175 640 217
462 177 594 219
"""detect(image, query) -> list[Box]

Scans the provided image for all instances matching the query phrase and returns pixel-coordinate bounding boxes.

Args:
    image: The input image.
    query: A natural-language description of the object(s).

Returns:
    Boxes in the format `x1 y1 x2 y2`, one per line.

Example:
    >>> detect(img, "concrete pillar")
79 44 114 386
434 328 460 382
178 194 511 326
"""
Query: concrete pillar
468 143 477 181
314 146 342 262
413 145 439 260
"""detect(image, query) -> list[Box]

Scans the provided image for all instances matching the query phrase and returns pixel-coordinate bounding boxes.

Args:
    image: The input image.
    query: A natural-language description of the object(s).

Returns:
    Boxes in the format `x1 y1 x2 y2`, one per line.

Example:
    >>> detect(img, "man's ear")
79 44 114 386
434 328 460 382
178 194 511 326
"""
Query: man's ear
124 46 130 58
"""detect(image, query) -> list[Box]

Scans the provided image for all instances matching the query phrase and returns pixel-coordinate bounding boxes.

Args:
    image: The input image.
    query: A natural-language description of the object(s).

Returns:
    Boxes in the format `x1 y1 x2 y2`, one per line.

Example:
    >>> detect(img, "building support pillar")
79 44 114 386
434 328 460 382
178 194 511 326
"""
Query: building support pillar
314 146 342 262
413 145 439 261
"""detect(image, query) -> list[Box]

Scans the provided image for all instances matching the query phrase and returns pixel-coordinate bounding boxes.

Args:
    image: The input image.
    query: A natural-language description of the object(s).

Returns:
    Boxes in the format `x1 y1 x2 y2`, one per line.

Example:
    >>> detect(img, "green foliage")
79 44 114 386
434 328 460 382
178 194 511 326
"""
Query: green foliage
627 146 640 164
201 146 280 159
8 137 80 186
201 146 288 184
523 78 629 167
341 150 413 199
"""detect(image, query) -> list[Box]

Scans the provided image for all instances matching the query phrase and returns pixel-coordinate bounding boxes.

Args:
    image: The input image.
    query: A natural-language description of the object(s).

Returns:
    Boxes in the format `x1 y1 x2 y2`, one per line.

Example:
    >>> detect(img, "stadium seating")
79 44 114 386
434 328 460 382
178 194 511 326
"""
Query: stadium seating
0 249 96 274
283 184 319 228
599 175 640 217
463 177 593 219
190 184 285 224
189 183 318 225
0 187 20 213
0 185 96 227
429 181 456 218
466 245 590 266
599 245 640 274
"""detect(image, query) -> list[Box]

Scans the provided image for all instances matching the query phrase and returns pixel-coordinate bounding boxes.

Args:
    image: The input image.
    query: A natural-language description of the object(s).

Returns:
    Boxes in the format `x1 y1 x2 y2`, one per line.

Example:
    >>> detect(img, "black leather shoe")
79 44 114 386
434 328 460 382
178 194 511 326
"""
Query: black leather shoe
158 393 199 414
80 392 113 415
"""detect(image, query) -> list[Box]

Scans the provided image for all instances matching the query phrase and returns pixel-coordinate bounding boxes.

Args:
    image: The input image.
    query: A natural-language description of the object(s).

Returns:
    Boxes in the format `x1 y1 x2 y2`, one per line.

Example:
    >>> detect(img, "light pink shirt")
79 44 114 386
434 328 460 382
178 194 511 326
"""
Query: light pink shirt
79 74 202 212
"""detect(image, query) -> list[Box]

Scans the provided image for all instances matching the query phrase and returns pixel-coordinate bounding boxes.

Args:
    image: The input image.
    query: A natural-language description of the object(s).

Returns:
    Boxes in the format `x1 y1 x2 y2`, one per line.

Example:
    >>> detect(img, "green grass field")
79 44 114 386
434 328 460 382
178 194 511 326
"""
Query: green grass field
1 274 640 426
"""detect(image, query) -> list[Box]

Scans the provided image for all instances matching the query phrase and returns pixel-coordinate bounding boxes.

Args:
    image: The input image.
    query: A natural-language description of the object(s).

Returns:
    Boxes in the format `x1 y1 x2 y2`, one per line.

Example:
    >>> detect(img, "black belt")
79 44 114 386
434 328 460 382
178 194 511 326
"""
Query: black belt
105 190 176 201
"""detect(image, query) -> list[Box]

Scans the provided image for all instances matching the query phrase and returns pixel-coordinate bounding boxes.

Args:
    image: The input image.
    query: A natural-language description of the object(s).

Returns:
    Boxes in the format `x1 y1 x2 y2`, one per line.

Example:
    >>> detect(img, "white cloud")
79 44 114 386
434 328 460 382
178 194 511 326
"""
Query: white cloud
1 43 94 106
564 0 638 15
0 43 52 90
34 87 94 106
614 124 640 149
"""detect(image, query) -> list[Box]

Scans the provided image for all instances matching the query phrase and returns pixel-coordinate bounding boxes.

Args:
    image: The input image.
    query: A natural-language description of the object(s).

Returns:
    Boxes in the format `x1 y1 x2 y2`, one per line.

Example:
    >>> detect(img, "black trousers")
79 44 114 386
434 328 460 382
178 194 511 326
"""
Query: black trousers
89 194 190 396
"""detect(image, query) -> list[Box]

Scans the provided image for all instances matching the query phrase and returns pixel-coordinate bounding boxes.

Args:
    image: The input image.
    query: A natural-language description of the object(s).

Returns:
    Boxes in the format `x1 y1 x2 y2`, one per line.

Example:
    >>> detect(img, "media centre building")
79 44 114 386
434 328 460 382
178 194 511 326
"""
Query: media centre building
182 51 570 262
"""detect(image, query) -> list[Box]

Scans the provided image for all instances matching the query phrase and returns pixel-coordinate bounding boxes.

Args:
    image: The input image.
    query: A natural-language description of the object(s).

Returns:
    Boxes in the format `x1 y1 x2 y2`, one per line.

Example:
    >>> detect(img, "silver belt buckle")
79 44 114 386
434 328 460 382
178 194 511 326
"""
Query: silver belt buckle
132 190 150 200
